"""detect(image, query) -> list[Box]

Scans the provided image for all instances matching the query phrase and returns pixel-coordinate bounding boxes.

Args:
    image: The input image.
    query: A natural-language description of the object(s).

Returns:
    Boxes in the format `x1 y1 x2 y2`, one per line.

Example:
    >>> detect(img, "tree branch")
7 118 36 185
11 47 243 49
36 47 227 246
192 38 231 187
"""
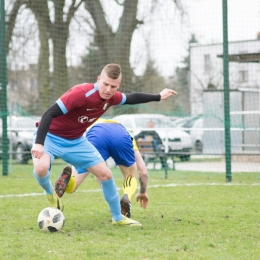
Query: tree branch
85 0 112 34
6 0 27 55
66 0 85 26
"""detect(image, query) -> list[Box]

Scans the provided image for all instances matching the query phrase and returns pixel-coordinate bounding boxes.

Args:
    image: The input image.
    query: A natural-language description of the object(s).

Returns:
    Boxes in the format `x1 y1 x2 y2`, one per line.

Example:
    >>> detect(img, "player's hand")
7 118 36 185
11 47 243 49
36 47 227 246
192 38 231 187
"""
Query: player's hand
159 88 177 100
31 143 44 159
136 192 149 209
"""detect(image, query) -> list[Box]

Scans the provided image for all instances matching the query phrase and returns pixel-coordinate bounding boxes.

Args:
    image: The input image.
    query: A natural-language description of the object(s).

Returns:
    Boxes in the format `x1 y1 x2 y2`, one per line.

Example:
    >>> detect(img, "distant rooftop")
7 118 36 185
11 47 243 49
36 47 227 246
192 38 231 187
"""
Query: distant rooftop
217 52 260 63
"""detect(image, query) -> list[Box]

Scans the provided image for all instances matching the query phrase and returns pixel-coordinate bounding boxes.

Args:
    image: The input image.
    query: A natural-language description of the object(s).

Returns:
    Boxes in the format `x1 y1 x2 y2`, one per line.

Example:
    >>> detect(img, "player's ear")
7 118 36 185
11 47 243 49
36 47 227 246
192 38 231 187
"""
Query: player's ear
97 75 101 82
117 79 121 89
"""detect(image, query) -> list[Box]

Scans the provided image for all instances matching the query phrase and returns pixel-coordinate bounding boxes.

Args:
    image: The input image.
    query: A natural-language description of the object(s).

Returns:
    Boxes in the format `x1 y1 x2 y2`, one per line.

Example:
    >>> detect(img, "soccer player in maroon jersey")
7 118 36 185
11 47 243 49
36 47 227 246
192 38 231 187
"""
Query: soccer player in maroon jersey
31 63 177 226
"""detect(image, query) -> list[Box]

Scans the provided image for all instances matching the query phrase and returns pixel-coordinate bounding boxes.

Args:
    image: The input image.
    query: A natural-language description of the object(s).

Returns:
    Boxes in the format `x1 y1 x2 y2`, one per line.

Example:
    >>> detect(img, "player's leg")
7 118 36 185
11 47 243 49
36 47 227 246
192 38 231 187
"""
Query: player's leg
118 163 137 217
55 165 89 197
119 164 138 200
103 124 138 217
54 133 102 197
69 166 89 192
57 135 141 226
87 123 128 220
32 134 64 211
33 153 52 192
33 159 64 211
88 162 141 226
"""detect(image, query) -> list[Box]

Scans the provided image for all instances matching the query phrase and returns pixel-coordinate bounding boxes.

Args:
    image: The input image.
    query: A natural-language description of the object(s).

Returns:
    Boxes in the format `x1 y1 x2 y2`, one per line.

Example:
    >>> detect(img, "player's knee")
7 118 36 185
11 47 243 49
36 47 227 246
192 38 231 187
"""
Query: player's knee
89 162 113 180
34 164 49 177
97 169 113 181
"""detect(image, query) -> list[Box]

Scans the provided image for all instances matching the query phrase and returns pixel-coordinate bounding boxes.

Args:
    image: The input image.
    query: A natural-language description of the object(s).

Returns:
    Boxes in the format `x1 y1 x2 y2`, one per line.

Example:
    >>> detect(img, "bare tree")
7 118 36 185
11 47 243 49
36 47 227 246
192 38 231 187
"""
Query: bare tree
6 0 85 112
26 0 85 107
6 0 184 113
84 0 185 93
6 0 26 55
26 1 51 111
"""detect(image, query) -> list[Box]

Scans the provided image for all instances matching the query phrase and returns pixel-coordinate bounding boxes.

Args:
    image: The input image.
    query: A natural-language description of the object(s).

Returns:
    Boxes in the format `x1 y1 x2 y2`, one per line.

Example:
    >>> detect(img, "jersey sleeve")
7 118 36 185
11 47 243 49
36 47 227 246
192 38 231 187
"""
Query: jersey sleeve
113 91 126 105
132 138 139 151
58 85 86 112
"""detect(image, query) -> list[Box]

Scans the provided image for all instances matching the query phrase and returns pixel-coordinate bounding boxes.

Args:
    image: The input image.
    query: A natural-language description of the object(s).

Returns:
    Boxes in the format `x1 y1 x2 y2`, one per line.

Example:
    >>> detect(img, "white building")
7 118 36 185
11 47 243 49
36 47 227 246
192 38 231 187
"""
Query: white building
189 39 260 116
189 38 260 154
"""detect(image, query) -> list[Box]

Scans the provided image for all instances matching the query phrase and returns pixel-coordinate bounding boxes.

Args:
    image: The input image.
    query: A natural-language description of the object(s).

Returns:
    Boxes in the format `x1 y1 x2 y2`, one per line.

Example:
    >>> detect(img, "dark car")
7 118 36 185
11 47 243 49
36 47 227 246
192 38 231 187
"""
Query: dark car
0 116 39 164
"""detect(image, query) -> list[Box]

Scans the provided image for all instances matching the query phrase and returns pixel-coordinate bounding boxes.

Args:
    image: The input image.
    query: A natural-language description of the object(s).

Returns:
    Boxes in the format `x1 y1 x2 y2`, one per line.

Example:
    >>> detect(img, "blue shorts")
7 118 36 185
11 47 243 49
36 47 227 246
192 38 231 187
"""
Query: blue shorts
33 131 103 173
85 123 135 169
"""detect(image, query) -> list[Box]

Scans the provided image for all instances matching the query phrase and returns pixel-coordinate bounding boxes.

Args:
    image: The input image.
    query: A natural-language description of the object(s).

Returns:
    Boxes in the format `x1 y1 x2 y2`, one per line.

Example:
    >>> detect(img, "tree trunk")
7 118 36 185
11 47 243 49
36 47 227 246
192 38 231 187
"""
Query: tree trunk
85 0 138 91
6 0 26 55
50 0 69 102
115 0 139 93
52 36 68 102
27 0 51 113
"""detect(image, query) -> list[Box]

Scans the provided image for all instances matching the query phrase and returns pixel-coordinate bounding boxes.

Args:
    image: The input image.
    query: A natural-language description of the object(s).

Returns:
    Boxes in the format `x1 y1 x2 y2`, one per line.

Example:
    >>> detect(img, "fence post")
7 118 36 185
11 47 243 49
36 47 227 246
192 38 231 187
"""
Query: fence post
222 0 232 182
0 0 9 176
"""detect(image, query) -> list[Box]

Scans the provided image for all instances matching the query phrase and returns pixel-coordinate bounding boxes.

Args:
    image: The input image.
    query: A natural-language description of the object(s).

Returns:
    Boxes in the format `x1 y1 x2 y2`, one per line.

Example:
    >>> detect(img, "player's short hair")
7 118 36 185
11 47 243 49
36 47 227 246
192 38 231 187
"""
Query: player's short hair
101 63 122 80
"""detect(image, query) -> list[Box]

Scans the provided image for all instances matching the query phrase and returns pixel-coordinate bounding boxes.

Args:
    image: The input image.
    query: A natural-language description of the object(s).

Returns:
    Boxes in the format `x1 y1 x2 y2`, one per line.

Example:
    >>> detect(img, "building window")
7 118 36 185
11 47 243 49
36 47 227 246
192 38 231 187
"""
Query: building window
238 70 248 82
204 54 211 72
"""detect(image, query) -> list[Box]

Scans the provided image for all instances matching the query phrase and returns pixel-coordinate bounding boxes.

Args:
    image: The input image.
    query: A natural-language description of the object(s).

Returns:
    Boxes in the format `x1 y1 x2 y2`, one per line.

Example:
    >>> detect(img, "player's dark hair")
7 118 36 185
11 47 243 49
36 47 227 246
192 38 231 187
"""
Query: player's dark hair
102 63 122 79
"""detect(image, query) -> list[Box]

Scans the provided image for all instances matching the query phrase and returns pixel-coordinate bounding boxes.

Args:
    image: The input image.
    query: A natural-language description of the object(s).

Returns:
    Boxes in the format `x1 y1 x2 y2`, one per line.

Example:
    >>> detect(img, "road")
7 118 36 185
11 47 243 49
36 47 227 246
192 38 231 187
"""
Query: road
149 160 260 173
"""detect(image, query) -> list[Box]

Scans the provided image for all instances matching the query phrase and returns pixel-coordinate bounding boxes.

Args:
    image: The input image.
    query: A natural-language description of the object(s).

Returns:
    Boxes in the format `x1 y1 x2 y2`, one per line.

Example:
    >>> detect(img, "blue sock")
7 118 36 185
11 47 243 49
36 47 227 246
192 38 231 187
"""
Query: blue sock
33 170 53 194
100 178 122 222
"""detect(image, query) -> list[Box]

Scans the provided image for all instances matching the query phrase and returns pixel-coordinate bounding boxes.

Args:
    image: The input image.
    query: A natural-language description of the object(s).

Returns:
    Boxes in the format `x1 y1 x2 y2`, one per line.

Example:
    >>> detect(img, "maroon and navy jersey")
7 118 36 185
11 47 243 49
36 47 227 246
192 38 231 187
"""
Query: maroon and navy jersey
48 83 126 139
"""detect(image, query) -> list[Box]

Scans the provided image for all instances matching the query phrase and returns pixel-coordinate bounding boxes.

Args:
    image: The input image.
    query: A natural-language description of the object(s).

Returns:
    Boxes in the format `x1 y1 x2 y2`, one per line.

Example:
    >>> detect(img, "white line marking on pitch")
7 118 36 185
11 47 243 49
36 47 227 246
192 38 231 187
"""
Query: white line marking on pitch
0 182 260 199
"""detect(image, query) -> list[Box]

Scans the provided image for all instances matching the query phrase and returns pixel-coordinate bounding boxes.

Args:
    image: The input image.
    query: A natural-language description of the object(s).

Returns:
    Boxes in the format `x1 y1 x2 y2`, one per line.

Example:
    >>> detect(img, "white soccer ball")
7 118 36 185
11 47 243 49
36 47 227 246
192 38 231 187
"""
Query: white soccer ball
38 207 65 232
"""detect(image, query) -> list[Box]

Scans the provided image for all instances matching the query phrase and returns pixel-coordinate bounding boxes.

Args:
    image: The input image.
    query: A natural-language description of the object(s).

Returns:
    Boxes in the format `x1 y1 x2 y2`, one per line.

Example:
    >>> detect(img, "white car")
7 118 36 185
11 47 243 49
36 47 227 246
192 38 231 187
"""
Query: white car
112 114 192 161
0 116 40 164
175 117 204 154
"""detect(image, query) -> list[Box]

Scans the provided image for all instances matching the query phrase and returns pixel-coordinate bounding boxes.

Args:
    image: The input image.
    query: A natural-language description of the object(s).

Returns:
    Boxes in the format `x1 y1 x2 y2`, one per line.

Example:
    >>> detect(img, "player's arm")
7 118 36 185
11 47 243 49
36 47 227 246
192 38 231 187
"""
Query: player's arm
133 138 148 190
124 88 177 105
134 149 149 209
135 150 148 192
35 103 63 145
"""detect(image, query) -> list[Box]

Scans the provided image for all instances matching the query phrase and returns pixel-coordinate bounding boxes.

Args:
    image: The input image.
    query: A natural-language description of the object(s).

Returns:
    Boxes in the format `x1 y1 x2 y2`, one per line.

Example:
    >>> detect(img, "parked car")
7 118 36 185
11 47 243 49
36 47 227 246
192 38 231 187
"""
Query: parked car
172 117 193 127
169 116 181 123
0 116 39 164
175 117 204 154
112 114 192 161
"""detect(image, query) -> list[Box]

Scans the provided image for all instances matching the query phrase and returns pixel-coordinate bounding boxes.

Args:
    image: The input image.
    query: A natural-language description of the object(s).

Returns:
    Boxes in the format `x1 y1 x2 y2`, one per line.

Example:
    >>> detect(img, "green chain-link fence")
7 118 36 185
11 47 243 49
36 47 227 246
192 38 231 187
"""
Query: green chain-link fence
1 0 260 177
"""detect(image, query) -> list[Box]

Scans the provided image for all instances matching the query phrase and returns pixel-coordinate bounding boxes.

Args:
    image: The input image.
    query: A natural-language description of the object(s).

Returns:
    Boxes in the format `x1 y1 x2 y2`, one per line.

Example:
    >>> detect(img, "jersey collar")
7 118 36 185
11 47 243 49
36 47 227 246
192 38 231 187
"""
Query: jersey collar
94 82 98 90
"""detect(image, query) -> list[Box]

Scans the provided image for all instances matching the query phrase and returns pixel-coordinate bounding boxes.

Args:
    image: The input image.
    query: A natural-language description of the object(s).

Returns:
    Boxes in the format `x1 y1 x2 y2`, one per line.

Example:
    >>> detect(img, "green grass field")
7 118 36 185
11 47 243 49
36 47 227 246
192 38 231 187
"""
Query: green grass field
0 162 260 259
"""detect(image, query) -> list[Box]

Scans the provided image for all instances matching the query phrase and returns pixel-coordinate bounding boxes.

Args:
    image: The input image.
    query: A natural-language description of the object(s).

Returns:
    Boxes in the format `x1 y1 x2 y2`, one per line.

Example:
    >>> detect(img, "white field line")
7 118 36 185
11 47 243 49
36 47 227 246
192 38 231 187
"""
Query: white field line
1 182 260 198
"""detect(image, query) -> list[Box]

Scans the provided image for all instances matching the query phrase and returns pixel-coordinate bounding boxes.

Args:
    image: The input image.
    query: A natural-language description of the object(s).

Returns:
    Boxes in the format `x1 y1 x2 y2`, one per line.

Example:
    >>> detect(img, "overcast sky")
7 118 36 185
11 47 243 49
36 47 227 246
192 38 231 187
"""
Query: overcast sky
137 0 260 76
188 0 260 44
